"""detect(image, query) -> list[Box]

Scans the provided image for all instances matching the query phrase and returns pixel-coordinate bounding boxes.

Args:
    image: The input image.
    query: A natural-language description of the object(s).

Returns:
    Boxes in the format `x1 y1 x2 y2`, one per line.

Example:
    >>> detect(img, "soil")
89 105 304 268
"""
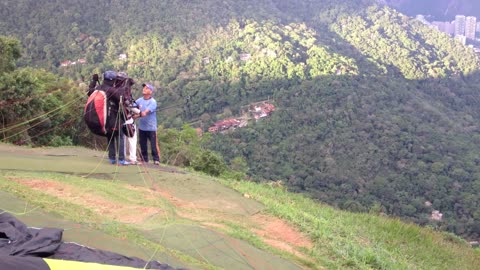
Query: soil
11 178 162 224
12 177 314 258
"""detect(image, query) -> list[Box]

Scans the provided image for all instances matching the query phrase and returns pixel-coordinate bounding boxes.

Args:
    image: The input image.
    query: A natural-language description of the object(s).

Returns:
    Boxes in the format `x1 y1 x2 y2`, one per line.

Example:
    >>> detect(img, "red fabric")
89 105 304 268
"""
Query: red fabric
84 90 108 136
93 91 107 134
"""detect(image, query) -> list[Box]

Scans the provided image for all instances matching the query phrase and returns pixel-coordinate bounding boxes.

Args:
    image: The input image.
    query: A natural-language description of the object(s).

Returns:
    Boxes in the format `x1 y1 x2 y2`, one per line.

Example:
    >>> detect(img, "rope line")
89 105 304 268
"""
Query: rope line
0 84 276 270
0 95 82 134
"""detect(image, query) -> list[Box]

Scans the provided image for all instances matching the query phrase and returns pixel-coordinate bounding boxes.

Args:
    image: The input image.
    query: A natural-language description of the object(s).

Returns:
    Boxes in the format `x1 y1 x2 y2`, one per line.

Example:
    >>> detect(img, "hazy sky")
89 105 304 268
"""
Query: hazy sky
387 0 480 20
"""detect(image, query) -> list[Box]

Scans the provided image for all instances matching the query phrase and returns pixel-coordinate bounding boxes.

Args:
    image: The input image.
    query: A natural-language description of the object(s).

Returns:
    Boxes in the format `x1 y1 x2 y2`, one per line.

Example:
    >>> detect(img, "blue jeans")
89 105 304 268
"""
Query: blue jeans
106 130 125 161
138 129 160 163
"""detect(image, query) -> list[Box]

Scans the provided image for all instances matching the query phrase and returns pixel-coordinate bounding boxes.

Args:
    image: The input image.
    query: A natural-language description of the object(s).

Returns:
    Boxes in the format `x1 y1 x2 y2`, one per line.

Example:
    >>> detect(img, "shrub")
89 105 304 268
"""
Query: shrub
192 150 227 176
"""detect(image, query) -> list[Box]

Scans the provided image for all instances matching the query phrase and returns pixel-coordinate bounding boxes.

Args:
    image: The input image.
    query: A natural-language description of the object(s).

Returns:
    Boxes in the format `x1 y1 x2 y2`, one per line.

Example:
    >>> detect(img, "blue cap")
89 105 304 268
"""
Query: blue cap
142 83 155 92
103 70 117 81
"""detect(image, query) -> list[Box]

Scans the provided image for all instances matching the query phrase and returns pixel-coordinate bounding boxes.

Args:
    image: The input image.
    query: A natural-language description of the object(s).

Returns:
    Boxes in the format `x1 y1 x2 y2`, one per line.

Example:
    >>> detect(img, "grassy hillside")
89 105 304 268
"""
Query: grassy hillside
2 0 480 243
0 143 479 270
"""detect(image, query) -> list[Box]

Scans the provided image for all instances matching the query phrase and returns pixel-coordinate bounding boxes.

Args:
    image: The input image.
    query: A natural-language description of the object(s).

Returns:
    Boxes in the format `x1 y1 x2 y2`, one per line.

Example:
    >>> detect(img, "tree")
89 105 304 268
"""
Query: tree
0 36 21 74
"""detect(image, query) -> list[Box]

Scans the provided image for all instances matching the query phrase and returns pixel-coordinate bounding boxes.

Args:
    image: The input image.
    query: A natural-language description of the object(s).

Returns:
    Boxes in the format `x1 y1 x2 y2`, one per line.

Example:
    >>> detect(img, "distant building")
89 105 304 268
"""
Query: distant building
431 210 443 221
455 15 466 36
208 101 275 133
477 22 480 32
251 102 276 120
446 21 455 35
118 53 127 60
60 60 72 67
432 21 455 35
208 118 242 133
465 16 477 40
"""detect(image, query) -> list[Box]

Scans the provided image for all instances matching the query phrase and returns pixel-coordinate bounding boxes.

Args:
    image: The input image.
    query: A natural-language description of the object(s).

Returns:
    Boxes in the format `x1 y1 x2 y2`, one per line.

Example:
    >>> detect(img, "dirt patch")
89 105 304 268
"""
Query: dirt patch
11 178 162 224
12 177 314 261
127 184 314 258
252 213 314 257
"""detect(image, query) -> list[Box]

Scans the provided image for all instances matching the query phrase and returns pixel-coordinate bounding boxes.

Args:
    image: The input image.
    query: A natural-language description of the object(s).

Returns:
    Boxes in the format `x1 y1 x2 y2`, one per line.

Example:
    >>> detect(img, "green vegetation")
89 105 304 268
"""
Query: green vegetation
1 165 479 269
0 171 216 270
218 178 480 269
0 36 83 146
2 0 480 244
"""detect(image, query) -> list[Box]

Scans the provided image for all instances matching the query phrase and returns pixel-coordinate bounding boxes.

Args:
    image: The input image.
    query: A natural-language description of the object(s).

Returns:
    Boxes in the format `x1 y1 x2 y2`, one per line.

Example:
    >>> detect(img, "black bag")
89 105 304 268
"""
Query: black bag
84 74 136 137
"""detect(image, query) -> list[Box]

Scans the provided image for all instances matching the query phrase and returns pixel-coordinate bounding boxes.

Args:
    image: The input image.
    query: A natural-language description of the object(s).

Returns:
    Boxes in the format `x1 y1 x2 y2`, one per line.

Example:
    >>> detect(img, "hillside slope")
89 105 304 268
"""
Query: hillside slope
0 143 479 270
0 144 304 270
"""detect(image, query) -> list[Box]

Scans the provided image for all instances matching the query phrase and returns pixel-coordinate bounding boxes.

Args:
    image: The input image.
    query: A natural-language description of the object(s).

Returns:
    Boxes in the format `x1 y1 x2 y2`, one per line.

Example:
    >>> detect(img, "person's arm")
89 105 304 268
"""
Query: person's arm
140 100 157 117
87 74 99 96
138 109 150 117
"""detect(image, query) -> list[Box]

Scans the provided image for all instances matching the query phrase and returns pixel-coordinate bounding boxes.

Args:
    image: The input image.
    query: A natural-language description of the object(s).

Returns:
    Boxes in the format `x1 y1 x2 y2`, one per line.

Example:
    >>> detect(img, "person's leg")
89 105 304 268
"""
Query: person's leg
118 130 126 162
138 129 149 163
123 133 129 159
149 131 160 164
128 129 137 162
106 133 116 163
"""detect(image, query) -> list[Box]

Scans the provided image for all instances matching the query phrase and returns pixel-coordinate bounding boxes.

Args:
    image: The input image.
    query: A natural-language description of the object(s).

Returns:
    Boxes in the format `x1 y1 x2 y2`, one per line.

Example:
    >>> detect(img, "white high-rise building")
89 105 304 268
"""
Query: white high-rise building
446 21 455 35
455 15 466 36
432 21 455 36
465 16 477 40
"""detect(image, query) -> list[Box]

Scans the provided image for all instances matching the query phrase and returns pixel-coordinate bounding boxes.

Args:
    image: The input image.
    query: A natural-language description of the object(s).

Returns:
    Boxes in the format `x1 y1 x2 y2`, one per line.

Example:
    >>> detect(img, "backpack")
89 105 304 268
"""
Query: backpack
84 76 136 137
84 90 108 136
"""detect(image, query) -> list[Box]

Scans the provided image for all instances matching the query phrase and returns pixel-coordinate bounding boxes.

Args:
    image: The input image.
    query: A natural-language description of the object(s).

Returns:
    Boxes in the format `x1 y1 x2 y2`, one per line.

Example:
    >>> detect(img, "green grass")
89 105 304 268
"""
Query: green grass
217 178 480 270
1 168 479 270
0 171 219 270
221 220 319 269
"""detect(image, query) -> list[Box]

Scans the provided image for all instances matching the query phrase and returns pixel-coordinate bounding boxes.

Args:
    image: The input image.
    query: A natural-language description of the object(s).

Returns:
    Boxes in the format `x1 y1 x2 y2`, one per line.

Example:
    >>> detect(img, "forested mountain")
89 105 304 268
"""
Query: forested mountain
382 0 480 20
2 0 480 242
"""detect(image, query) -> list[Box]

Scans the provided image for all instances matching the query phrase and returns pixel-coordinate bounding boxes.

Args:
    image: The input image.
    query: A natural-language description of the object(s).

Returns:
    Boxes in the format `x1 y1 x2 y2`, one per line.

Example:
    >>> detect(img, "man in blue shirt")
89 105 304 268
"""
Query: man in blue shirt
135 83 160 165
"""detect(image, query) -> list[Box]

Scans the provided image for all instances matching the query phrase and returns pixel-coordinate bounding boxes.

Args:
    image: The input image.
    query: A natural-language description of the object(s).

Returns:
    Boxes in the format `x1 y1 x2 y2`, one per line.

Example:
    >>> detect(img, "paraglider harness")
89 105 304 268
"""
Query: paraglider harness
115 75 139 137
84 74 139 138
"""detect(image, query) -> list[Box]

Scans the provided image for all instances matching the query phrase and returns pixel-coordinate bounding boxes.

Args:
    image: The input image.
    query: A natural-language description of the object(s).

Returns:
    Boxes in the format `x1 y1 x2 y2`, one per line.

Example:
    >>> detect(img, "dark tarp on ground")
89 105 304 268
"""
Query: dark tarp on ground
0 254 49 270
0 210 183 270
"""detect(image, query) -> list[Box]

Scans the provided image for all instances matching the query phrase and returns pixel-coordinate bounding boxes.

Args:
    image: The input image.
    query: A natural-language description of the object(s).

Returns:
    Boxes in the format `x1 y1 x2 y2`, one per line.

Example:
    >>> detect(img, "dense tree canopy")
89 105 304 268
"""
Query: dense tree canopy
0 36 83 146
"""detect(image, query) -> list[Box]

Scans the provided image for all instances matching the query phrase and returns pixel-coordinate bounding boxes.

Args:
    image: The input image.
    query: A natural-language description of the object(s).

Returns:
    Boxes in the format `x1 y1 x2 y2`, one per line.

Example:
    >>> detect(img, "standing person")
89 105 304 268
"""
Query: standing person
88 70 129 165
135 83 160 165
117 72 140 165
123 118 139 164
